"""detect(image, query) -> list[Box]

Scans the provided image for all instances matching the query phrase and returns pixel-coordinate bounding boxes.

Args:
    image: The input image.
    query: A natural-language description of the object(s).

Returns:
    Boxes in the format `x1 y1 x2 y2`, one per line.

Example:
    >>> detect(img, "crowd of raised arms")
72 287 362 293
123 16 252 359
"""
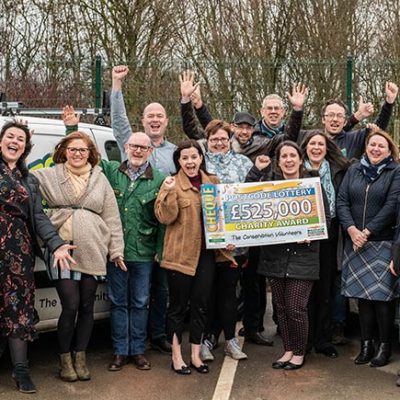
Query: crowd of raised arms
1 65 400 394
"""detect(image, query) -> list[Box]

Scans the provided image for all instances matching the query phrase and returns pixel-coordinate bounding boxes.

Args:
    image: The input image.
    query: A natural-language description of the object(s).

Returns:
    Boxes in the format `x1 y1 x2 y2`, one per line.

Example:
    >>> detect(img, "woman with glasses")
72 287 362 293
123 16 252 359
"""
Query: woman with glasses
202 119 253 183
198 120 254 361
33 131 125 382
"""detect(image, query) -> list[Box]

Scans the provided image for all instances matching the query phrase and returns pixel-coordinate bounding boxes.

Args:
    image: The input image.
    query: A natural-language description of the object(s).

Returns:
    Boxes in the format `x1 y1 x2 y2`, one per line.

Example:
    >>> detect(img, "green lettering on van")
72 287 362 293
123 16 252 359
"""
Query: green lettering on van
28 153 54 170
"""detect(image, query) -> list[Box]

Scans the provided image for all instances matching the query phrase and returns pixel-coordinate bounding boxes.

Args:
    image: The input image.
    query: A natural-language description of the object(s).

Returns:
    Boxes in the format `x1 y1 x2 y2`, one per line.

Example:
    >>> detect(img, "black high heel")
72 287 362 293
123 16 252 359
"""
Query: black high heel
190 362 209 374
171 362 191 375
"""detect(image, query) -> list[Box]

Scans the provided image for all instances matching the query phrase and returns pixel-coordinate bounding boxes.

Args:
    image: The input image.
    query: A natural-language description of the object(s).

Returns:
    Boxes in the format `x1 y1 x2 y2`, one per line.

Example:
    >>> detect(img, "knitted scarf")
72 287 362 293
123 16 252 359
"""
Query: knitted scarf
360 154 393 183
260 120 284 139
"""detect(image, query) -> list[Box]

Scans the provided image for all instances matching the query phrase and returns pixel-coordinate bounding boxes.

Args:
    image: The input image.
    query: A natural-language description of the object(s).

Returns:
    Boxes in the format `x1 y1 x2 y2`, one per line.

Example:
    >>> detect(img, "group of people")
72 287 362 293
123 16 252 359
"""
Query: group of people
1 64 400 394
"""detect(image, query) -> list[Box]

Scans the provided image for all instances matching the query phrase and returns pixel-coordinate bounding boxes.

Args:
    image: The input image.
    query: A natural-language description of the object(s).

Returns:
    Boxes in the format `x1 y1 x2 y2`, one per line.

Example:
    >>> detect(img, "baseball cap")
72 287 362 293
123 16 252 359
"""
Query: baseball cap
232 112 256 126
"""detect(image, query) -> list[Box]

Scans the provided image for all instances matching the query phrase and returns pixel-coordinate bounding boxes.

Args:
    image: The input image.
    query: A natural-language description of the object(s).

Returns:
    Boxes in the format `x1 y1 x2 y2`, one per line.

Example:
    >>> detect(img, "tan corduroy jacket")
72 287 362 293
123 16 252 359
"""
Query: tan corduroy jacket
155 169 235 276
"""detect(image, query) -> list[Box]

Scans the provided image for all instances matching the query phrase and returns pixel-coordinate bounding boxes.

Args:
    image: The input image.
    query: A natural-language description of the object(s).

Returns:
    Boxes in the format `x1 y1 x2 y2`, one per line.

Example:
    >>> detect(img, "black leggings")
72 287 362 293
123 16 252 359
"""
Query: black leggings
206 260 242 341
358 298 395 343
55 275 98 353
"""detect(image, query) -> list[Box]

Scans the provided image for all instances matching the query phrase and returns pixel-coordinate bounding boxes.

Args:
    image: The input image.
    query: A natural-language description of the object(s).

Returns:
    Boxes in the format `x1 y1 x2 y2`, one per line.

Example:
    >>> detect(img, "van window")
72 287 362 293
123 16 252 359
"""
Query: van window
105 140 121 162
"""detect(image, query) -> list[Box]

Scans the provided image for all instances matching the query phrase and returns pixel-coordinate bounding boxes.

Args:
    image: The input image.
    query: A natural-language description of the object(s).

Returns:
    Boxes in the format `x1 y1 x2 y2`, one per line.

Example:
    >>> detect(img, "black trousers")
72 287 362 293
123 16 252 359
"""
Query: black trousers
166 250 215 345
205 258 242 341
308 218 339 350
242 247 267 334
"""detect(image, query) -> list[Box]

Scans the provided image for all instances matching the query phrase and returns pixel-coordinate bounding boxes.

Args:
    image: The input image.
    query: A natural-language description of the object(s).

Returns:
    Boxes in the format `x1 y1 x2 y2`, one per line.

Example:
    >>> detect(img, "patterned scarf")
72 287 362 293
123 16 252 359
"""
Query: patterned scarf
360 154 393 183
260 120 284 139
304 159 336 218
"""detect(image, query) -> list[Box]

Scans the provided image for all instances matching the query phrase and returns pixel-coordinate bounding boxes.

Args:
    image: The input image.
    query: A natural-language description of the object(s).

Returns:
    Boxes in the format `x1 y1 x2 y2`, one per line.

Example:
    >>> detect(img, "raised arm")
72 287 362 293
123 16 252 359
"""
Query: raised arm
344 96 374 132
373 81 398 131
180 70 207 140
111 65 133 157
154 177 180 225
62 105 79 135
284 83 308 143
192 86 213 129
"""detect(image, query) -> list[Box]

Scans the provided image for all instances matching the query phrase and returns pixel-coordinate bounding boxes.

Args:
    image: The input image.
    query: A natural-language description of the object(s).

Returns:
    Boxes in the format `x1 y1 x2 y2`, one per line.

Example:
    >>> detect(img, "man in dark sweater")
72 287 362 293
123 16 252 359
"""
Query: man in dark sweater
288 81 398 160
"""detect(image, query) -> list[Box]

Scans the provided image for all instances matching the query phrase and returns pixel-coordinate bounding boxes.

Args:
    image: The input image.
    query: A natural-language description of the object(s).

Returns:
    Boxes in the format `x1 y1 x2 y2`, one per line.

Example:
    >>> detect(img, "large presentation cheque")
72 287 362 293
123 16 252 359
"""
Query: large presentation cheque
201 177 328 249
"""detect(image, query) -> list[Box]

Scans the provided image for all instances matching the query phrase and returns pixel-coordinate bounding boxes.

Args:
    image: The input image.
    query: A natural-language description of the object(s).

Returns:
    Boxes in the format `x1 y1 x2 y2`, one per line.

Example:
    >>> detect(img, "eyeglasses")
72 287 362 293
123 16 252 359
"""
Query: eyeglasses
127 143 152 152
263 106 283 111
208 138 229 144
67 147 89 155
324 112 346 120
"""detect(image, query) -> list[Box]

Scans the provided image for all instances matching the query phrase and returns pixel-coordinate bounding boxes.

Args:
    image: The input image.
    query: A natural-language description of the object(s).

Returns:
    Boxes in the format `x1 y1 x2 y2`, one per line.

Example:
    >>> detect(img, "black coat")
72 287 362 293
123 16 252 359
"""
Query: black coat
20 173 65 257
246 168 331 281
337 160 400 241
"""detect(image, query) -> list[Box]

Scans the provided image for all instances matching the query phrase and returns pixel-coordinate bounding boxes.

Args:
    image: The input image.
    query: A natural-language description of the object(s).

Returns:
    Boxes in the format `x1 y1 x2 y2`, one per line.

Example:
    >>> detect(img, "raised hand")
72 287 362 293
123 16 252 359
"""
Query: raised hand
255 155 271 171
385 81 398 104
112 65 129 90
354 96 374 120
366 123 380 134
163 176 176 189
286 83 308 111
190 84 203 109
62 105 80 126
17 119 34 136
179 70 199 102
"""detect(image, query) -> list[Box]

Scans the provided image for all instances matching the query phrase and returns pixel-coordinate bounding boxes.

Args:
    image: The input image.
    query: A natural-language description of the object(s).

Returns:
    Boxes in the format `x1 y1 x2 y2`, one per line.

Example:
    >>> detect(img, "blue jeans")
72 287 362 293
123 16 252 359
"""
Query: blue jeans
107 261 153 356
149 262 169 341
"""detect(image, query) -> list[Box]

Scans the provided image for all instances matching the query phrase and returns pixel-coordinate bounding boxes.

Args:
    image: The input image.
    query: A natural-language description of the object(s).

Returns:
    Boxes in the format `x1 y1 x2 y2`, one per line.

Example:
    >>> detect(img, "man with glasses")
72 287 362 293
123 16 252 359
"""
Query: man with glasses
179 71 307 162
321 83 397 159
290 82 398 159
253 94 287 138
101 132 165 372
110 66 176 359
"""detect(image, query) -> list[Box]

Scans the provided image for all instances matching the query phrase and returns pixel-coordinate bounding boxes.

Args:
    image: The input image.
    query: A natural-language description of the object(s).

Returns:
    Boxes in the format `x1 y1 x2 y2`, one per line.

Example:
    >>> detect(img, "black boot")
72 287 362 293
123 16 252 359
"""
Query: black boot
354 340 374 365
370 342 391 367
12 363 36 394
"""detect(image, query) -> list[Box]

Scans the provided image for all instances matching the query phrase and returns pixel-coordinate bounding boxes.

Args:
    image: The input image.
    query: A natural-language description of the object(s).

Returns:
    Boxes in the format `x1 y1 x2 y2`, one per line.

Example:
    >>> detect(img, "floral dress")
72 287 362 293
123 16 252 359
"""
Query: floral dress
0 160 37 341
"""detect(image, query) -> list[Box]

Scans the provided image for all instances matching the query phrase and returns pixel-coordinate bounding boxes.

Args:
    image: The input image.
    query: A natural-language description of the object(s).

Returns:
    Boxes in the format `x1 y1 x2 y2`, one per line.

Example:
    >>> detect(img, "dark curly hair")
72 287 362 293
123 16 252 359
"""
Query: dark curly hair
0 120 33 175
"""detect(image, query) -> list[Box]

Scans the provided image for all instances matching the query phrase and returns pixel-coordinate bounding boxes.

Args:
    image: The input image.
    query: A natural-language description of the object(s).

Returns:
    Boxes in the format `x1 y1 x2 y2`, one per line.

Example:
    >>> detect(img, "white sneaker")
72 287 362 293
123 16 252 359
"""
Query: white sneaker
200 342 214 362
224 338 248 360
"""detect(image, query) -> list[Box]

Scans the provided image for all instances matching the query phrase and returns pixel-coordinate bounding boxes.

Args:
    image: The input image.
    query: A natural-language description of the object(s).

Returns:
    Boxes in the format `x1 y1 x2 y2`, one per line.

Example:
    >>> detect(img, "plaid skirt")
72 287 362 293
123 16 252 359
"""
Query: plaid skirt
341 240 400 301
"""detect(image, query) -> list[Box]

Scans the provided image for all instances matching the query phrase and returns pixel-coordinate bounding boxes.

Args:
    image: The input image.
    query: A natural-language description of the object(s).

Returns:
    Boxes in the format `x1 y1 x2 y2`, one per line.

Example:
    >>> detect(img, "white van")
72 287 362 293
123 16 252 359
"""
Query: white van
0 115 120 331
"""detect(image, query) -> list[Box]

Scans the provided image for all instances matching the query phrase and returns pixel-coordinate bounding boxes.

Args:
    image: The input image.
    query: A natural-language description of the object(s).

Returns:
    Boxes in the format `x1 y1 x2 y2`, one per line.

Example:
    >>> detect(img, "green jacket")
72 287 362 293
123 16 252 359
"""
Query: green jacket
65 124 166 261
100 160 165 262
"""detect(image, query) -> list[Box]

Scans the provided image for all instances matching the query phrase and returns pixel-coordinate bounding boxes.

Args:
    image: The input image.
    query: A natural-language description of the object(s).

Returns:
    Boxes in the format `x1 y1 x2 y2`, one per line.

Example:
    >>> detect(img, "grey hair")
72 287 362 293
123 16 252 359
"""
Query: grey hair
262 94 285 109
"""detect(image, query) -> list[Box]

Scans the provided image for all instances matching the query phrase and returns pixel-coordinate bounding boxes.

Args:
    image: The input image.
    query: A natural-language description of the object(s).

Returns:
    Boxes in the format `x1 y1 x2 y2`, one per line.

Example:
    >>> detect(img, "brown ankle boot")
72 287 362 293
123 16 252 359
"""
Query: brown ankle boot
74 351 91 380
59 353 78 382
